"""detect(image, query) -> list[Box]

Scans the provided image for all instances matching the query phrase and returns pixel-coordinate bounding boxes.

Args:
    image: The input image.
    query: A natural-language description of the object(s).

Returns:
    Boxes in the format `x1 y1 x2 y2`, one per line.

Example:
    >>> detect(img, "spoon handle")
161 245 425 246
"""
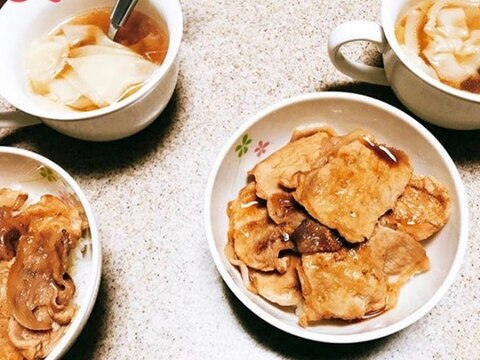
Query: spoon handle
109 0 139 38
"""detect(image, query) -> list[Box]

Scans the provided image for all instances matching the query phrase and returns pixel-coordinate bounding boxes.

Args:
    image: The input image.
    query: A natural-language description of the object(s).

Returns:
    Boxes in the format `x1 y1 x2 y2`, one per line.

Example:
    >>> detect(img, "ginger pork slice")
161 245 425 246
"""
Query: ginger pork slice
0 189 28 211
0 260 23 360
266 192 307 231
226 182 294 273
296 225 430 325
370 226 430 308
0 189 28 262
248 127 337 200
248 256 303 307
297 244 388 324
380 175 451 241
294 135 413 243
291 218 343 254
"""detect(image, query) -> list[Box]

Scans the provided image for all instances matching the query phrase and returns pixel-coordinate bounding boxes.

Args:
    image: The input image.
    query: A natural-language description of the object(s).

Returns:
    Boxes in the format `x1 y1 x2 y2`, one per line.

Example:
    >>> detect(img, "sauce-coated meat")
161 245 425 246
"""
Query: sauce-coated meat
291 218 343 253
2 194 87 360
296 224 430 325
225 126 449 326
266 192 307 231
249 127 336 199
226 182 294 273
297 243 387 324
248 256 302 307
369 225 430 308
0 189 28 262
294 136 412 243
380 175 451 241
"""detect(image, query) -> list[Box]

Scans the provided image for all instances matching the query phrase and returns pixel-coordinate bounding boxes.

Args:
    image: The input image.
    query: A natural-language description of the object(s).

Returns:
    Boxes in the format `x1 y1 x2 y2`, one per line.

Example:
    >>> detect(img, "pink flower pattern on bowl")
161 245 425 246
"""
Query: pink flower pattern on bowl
254 140 270 157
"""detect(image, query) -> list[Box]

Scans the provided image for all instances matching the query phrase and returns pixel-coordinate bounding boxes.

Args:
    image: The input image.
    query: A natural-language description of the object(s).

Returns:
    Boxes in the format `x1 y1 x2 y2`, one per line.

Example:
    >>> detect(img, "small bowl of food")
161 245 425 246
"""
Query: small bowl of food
0 0 183 141
0 147 101 359
328 0 480 129
205 92 468 343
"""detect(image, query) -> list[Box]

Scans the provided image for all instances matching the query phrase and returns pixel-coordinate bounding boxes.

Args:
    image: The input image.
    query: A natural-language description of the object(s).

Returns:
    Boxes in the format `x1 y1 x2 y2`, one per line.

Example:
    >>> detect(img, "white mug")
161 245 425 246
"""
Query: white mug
328 0 480 130
0 0 183 141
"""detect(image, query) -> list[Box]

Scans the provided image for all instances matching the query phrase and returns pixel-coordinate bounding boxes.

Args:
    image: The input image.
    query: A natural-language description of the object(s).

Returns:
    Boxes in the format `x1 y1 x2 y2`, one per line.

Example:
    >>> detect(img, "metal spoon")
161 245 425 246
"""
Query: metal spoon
108 0 139 41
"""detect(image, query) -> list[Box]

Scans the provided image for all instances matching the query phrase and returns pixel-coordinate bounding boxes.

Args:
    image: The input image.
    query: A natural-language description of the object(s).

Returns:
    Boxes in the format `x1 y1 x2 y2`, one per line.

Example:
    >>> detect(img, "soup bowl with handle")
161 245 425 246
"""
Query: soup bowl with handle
0 0 182 141
328 0 480 130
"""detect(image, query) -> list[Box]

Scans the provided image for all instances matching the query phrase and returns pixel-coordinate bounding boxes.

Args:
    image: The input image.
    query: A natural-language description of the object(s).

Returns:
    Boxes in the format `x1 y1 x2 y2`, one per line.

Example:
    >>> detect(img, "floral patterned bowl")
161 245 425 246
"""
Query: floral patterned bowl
0 146 101 359
205 92 468 343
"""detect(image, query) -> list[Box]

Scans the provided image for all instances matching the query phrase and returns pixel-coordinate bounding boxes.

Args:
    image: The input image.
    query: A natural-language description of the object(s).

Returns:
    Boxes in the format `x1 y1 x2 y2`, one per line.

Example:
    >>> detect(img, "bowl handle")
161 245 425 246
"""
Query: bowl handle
0 110 41 128
328 20 389 86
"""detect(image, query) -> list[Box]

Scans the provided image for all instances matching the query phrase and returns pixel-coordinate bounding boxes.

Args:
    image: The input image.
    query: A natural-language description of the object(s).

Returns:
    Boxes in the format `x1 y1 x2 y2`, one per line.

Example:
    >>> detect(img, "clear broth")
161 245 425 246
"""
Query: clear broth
65 7 169 65
28 7 169 112
396 1 480 94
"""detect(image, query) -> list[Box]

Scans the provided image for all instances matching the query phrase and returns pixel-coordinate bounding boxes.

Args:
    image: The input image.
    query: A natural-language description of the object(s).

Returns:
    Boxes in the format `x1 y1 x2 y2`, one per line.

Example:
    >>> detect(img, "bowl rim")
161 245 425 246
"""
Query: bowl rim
204 91 469 343
0 146 102 359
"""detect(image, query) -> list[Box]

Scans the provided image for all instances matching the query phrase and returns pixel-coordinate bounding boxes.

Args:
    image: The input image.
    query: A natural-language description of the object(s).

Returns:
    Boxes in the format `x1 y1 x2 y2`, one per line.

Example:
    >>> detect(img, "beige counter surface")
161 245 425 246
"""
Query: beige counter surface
1 0 479 359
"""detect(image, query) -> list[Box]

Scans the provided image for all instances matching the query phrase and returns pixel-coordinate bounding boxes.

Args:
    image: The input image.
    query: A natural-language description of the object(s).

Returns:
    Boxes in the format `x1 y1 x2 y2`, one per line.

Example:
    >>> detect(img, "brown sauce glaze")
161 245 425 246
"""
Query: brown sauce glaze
361 136 407 167
347 304 388 323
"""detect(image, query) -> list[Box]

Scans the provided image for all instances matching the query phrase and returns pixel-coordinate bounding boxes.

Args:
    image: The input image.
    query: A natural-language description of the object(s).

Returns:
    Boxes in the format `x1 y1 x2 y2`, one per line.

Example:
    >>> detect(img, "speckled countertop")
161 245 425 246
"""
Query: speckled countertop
1 0 479 359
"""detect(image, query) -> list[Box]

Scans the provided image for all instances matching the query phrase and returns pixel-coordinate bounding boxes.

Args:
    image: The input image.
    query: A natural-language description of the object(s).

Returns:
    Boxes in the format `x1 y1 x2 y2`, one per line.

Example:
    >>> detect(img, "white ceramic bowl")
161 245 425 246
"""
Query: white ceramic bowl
0 147 101 359
205 92 468 343
0 0 183 141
